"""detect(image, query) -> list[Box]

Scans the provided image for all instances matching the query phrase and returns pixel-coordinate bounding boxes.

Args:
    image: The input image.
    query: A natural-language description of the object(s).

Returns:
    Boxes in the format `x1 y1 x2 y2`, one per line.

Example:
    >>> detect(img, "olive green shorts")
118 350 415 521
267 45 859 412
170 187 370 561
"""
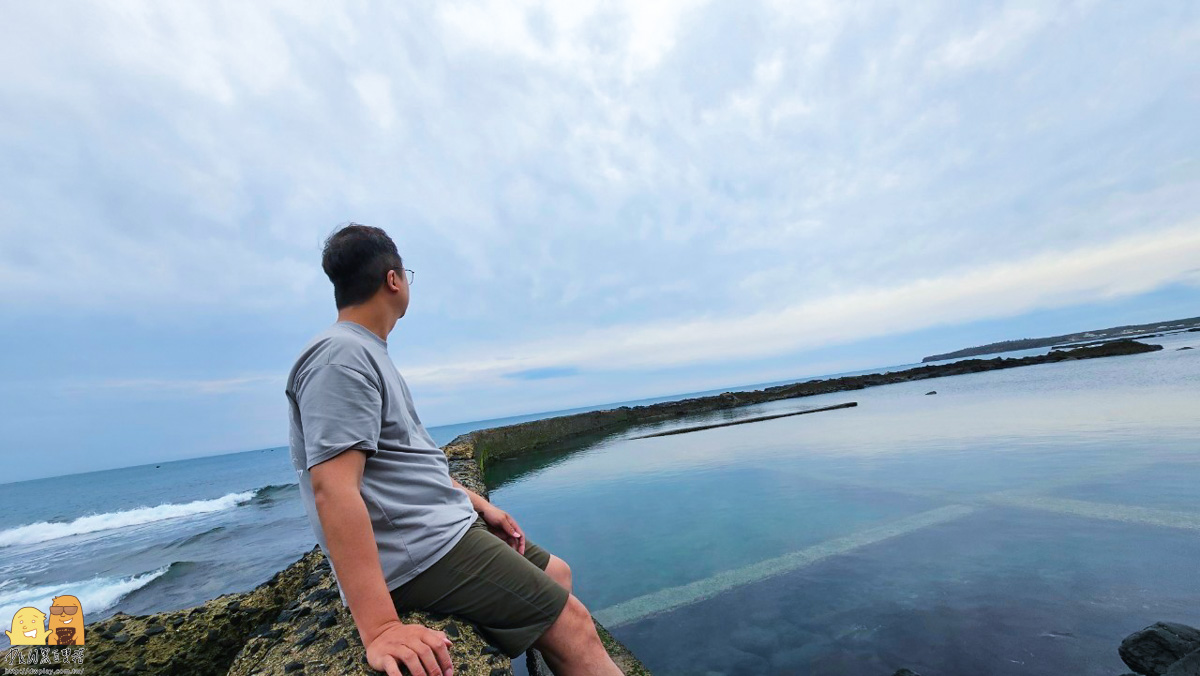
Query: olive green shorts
389 514 570 659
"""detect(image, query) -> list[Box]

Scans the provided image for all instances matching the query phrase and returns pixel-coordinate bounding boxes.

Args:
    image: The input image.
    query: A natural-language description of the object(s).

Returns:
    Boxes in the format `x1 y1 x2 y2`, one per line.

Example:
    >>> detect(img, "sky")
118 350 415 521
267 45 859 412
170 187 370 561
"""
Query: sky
1 1 1198 482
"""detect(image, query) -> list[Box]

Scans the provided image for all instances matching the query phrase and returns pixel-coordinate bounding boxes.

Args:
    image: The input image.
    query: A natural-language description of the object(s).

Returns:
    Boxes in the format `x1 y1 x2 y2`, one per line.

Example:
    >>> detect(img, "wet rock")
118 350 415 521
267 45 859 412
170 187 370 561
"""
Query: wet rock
1166 649 1200 675
1120 622 1200 675
304 589 340 604
316 610 338 629
893 670 922 676
277 605 312 623
326 637 349 654
294 629 322 648
1178 346 1194 351
925 391 937 395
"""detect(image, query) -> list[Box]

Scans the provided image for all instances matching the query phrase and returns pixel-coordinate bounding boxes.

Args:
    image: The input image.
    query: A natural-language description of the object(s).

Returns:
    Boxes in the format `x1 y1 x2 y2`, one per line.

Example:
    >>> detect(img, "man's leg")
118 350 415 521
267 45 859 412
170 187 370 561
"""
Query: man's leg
393 522 620 672
531 593 623 676
523 548 620 675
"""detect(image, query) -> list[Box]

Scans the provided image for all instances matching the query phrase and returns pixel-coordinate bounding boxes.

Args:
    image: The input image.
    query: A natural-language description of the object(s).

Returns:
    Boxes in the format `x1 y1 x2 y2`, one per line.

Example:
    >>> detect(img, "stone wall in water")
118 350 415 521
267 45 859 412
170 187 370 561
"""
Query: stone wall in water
453 339 1163 470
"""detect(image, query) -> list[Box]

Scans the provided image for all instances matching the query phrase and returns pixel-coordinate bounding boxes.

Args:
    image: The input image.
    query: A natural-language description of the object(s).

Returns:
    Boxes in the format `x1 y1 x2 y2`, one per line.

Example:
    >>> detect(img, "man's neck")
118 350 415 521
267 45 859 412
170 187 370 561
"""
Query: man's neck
336 304 396 343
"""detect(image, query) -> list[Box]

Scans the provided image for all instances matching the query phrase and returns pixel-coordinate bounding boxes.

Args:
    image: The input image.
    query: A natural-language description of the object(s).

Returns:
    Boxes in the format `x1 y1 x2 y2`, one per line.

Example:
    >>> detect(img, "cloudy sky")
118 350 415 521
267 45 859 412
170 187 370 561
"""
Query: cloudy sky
2 1 1198 481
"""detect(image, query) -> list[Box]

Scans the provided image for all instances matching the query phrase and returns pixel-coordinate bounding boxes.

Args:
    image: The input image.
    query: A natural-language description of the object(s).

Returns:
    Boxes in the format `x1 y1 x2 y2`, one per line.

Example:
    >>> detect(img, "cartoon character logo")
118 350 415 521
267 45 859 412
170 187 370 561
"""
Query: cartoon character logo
46 595 84 646
5 607 48 645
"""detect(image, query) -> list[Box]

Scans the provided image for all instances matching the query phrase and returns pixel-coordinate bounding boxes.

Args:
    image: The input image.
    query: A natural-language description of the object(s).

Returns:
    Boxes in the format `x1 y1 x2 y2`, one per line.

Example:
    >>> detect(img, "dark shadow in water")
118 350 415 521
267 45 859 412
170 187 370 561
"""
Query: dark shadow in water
483 399 848 489
483 429 620 489
615 507 1200 676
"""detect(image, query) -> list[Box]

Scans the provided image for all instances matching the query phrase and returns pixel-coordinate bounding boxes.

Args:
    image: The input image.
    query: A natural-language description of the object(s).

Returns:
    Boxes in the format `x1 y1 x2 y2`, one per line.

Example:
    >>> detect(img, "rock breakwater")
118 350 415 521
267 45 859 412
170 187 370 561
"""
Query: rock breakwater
455 339 1163 470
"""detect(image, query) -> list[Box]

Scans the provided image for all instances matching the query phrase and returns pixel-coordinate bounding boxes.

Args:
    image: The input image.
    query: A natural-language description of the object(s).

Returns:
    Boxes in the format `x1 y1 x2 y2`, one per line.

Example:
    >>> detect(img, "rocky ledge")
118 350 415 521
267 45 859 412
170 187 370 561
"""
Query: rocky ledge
13 441 649 676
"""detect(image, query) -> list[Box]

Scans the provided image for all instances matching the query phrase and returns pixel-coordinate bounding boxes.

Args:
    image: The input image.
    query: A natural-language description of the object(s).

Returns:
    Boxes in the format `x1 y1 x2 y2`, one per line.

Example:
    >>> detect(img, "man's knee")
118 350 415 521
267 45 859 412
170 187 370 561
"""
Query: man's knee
533 593 601 655
545 554 572 593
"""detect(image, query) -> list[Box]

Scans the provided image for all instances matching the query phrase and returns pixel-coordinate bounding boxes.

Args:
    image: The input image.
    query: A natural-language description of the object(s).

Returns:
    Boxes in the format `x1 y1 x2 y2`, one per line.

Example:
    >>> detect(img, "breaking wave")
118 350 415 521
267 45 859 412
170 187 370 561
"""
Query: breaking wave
0 487 281 548
0 565 170 633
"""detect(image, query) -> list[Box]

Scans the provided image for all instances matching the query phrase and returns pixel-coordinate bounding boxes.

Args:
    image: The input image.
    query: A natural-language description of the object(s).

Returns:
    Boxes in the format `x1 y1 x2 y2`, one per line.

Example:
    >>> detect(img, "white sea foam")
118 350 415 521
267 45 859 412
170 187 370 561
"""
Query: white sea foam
0 491 257 548
0 566 169 637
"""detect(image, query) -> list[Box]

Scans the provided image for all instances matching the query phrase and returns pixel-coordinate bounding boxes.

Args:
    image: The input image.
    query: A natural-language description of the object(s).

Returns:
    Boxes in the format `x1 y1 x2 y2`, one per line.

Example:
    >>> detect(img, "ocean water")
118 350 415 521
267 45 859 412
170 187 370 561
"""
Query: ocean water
0 331 1195 671
487 331 1200 675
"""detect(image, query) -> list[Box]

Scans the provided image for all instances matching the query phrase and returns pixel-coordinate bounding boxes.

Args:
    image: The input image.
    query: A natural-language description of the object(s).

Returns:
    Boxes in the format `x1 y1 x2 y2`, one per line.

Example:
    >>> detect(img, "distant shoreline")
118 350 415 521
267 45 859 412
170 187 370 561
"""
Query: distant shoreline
921 316 1200 363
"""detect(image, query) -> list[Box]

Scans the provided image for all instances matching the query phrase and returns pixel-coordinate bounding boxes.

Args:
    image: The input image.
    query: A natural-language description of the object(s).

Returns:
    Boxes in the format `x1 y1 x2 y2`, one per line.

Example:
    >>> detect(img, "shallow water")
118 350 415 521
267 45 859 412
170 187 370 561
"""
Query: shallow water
489 332 1200 675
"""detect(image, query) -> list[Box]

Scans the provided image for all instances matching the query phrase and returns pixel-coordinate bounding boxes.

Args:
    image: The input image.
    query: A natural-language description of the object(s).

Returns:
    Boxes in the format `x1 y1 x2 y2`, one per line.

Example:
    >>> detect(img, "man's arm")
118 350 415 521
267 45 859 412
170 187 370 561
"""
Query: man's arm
451 478 489 513
312 449 454 676
451 478 526 556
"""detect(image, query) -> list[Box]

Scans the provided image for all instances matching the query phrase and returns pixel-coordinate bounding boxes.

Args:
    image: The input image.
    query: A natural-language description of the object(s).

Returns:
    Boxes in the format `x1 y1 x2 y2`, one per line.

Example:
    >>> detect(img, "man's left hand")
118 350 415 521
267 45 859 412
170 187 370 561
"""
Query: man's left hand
479 504 525 555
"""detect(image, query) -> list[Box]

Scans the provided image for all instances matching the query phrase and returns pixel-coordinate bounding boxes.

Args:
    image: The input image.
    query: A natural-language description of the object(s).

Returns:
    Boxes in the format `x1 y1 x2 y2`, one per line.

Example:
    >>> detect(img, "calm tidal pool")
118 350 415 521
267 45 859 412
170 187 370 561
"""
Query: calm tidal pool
490 332 1199 675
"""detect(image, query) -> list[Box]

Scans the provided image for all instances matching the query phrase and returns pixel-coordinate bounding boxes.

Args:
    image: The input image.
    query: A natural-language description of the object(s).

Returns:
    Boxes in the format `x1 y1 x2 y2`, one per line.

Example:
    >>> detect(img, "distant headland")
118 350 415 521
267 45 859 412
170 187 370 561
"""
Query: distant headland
921 316 1200 363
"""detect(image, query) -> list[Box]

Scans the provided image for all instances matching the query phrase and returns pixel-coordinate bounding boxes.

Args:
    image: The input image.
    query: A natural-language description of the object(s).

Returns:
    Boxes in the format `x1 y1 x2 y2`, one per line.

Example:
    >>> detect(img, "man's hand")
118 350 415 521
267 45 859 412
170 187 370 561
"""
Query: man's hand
479 503 525 555
365 620 455 676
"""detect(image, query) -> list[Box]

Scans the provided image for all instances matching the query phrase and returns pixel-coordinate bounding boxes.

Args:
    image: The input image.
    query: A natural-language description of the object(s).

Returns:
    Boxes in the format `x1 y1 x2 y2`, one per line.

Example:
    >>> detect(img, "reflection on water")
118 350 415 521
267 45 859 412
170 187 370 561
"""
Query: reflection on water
490 332 1199 675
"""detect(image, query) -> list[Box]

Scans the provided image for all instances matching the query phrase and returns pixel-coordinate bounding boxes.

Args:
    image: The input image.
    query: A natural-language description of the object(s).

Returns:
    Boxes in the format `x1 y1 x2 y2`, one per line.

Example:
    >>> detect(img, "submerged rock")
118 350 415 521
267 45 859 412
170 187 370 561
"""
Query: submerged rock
1120 622 1200 676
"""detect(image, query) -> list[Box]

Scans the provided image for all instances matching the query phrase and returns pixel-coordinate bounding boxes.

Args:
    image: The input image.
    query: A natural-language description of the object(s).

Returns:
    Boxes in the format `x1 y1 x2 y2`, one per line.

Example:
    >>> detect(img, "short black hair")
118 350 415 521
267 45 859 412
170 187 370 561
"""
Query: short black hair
321 223 403 309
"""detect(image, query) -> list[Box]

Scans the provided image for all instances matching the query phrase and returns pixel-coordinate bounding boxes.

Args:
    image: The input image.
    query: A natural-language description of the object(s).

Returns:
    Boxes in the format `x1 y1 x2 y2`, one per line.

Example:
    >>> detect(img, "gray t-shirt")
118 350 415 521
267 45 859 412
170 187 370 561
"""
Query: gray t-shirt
286 320 477 602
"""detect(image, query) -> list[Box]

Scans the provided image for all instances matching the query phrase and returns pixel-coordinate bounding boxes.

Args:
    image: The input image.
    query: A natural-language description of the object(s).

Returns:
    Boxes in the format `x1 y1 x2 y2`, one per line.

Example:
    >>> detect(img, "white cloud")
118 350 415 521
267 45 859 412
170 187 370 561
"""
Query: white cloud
2 0 1196 326
352 72 399 131
930 3 1054 72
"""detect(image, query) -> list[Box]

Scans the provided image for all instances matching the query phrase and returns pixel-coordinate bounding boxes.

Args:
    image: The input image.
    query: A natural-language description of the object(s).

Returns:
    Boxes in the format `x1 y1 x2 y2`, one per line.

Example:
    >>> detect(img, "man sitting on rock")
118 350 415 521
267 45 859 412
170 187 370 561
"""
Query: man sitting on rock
286 223 623 676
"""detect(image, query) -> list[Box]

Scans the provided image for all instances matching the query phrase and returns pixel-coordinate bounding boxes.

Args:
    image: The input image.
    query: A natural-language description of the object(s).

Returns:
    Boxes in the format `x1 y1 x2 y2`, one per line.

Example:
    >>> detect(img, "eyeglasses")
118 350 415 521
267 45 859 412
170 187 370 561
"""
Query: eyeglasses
49 606 78 616
393 268 414 285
